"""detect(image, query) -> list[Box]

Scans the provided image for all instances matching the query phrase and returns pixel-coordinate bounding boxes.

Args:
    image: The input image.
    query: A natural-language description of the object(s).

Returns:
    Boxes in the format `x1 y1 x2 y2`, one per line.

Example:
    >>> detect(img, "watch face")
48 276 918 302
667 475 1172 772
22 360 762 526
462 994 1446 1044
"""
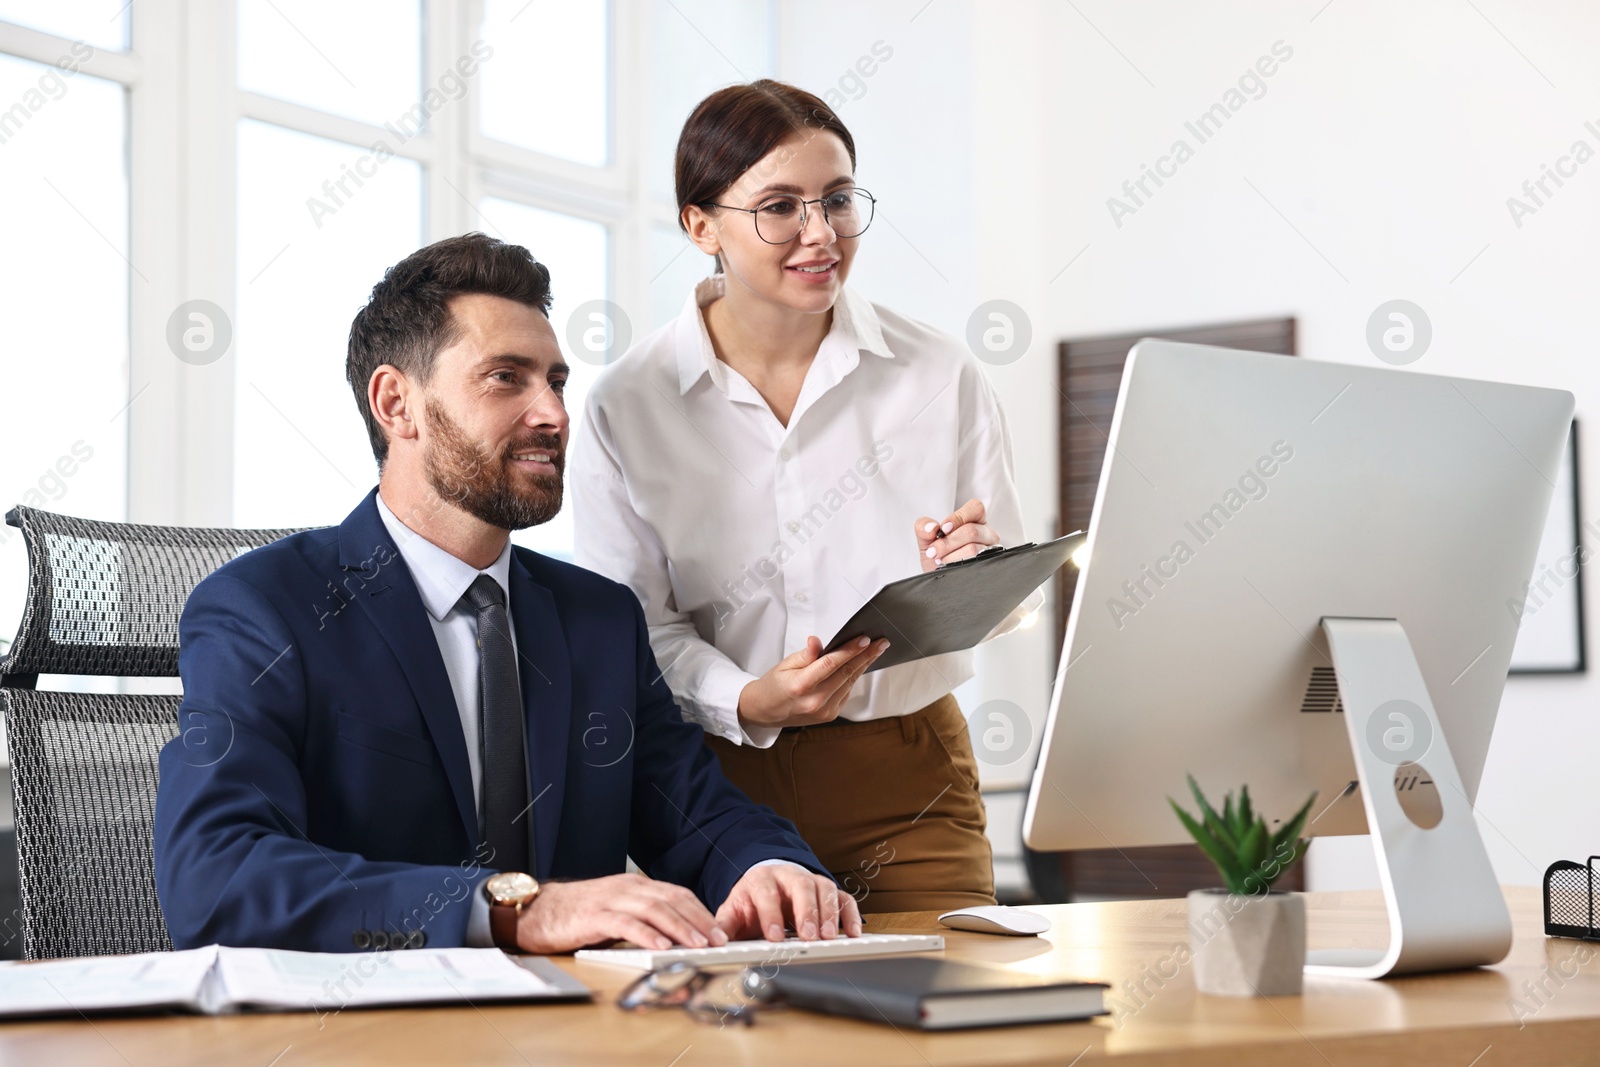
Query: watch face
485 871 538 906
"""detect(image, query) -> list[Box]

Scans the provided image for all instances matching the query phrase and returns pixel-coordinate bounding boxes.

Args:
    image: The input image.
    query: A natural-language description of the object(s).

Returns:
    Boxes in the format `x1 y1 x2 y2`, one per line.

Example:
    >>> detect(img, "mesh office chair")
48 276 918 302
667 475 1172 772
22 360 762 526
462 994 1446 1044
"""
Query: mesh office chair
0 506 303 958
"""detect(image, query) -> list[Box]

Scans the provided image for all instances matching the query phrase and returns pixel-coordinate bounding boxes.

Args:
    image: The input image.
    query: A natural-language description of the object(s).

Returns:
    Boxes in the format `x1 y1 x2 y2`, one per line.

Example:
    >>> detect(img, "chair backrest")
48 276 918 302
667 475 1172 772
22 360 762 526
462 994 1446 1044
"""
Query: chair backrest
0 505 305 959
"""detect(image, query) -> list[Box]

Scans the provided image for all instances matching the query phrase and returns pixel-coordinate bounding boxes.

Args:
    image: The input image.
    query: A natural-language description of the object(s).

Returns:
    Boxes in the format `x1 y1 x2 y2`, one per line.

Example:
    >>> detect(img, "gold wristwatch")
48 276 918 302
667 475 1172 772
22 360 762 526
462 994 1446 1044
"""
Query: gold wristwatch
483 872 540 952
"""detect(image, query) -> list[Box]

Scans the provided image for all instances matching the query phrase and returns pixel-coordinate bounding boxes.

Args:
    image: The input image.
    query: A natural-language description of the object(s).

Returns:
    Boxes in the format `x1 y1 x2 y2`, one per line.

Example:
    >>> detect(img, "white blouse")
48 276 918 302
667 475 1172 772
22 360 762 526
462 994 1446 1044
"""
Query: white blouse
569 275 1040 748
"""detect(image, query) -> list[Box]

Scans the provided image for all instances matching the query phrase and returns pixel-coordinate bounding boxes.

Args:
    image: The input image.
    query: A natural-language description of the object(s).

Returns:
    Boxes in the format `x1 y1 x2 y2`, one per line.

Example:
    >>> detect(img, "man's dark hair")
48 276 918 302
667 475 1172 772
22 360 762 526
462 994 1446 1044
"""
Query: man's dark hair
346 232 553 467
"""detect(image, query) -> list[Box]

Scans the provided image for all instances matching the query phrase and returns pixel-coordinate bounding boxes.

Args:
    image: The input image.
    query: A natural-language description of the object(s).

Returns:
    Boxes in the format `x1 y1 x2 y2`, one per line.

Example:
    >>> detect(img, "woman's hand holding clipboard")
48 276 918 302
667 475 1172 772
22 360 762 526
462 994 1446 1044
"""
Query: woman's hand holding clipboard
736 635 891 730
824 530 1087 674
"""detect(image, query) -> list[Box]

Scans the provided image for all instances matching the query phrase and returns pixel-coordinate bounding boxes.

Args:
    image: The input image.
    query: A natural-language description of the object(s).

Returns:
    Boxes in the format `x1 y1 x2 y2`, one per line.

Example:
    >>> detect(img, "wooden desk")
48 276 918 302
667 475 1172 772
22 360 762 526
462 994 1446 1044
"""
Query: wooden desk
5 887 1599 1066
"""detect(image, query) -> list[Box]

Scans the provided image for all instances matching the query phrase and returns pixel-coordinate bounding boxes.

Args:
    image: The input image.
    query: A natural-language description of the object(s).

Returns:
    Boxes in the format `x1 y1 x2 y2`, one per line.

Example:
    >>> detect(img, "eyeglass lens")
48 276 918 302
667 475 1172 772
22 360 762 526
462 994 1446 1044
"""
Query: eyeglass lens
754 189 874 242
618 964 779 1025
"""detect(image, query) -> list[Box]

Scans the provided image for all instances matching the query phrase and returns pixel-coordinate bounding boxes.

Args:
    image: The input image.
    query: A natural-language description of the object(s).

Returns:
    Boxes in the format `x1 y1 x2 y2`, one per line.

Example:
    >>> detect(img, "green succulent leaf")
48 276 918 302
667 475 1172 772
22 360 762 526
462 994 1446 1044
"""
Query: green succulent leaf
1270 791 1318 855
1169 798 1250 891
1171 778 1317 895
1235 820 1268 894
1186 775 1238 851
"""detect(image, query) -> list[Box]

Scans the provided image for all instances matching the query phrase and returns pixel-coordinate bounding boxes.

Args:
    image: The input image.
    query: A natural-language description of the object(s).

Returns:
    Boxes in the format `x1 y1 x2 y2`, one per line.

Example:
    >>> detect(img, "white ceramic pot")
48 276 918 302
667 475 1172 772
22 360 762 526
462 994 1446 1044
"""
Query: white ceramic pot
1187 889 1305 996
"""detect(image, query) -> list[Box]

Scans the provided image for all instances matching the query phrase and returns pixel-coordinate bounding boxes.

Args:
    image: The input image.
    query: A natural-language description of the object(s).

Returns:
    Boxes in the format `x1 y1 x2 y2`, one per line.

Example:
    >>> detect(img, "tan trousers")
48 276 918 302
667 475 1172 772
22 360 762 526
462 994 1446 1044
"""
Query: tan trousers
705 694 996 914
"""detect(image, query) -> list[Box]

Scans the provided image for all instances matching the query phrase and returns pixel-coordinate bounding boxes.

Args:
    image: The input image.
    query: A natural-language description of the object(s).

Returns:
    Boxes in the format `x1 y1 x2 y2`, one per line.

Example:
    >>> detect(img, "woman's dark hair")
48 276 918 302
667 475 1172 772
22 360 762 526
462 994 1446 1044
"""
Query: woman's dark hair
675 78 856 232
346 232 552 468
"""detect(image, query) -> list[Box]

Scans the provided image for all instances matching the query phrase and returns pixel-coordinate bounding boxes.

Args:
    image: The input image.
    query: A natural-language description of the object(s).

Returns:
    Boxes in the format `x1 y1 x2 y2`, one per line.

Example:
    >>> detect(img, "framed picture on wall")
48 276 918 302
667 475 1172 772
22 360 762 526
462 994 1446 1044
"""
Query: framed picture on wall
1509 418 1585 674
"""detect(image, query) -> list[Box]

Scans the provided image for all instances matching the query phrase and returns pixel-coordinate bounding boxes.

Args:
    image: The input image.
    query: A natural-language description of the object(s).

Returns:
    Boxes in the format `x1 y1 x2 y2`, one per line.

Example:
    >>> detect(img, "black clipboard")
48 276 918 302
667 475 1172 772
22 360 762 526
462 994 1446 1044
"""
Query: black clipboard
823 531 1086 673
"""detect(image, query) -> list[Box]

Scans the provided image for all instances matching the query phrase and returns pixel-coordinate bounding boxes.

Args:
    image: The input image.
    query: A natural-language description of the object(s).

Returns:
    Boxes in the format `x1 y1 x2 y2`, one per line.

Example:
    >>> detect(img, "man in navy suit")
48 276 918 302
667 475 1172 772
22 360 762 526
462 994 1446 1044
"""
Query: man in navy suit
155 233 877 953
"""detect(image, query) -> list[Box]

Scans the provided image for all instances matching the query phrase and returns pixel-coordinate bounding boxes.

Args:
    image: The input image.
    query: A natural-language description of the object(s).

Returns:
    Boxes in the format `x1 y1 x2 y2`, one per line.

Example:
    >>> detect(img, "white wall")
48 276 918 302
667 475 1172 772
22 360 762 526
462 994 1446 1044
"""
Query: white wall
785 0 1599 892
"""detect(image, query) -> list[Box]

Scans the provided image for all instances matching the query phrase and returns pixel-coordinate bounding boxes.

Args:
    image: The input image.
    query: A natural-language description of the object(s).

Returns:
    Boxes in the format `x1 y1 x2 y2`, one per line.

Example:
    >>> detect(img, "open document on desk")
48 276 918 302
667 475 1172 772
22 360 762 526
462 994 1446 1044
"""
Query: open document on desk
0 945 590 1018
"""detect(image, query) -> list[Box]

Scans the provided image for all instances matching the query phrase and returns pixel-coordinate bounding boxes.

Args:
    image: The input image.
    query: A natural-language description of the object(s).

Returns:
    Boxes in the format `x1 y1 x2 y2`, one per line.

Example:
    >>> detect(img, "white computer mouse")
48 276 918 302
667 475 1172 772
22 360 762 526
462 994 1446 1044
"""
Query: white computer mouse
937 905 1052 936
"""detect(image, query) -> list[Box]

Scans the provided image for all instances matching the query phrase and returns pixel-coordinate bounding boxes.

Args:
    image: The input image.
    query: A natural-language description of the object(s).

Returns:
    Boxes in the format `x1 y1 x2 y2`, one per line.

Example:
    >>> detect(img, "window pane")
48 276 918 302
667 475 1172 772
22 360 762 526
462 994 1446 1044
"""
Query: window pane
648 0 772 202
476 198 608 561
650 224 713 329
478 0 608 166
234 120 422 529
0 55 128 649
0 0 128 50
237 0 421 128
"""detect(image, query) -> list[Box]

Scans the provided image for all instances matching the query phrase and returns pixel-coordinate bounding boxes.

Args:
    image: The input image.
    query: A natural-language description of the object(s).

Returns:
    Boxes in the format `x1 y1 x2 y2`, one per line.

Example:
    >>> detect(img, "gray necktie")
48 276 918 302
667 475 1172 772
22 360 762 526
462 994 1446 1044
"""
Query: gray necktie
461 574 531 875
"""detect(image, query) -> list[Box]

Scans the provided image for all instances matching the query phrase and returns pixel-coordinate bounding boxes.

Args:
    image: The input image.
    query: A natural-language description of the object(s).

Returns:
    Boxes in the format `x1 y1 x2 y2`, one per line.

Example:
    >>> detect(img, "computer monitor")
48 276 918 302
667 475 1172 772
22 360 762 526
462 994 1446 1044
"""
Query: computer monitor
1023 339 1573 978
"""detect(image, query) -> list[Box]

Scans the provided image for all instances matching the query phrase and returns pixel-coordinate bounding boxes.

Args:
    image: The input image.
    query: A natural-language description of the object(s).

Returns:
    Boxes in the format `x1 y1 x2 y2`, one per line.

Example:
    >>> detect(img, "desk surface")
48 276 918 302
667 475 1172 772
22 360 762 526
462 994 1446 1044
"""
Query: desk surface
5 886 1599 1066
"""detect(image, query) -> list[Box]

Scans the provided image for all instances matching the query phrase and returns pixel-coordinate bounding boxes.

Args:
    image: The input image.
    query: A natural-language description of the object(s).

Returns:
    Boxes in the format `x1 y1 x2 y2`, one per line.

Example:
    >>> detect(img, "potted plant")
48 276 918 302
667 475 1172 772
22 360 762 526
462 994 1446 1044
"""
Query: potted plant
1169 775 1316 996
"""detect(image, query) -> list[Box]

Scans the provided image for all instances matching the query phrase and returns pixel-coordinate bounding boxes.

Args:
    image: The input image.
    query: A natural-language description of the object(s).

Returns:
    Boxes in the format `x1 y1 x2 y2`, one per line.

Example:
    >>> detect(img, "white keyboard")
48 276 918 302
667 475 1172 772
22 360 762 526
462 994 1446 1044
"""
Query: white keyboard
575 932 944 970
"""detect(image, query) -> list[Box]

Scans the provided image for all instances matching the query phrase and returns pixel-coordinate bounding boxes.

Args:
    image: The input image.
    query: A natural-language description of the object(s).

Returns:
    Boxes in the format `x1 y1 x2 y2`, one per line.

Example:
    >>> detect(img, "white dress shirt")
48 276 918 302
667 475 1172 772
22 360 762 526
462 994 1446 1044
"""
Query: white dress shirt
570 275 1042 749
376 493 519 946
376 492 516 807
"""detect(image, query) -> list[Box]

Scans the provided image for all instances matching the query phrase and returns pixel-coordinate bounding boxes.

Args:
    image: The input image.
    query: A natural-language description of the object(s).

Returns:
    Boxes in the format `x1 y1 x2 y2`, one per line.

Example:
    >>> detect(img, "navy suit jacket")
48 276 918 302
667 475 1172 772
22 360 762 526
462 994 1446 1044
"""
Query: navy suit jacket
154 488 824 951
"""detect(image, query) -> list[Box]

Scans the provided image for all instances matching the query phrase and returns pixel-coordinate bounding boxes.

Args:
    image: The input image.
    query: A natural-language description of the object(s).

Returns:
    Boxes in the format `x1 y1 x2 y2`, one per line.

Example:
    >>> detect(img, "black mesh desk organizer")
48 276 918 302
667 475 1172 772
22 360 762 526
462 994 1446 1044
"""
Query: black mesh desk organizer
0 506 303 959
1544 857 1600 941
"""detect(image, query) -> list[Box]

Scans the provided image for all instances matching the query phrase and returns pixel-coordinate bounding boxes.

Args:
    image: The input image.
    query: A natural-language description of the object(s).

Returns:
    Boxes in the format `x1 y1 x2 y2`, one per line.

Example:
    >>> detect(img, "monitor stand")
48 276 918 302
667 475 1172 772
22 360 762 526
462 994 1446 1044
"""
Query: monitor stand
1305 617 1513 979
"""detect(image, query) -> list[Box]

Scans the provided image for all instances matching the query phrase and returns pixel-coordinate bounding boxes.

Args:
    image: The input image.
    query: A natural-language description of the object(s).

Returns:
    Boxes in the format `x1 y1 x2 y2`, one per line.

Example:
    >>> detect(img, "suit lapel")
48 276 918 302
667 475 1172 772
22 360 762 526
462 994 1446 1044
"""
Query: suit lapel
507 552 571 880
337 490 478 843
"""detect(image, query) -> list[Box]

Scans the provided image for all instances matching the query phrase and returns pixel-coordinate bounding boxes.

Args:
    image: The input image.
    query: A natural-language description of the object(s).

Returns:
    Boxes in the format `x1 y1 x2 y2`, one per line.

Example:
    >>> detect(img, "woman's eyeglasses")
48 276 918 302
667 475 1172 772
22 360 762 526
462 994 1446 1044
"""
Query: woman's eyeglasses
617 961 782 1026
703 188 876 244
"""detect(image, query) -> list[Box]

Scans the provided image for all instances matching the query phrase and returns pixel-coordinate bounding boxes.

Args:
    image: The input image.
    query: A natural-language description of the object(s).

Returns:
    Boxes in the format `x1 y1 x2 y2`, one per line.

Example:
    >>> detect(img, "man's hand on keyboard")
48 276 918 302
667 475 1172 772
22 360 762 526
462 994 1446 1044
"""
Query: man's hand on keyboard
715 864 863 942
514 873 731 954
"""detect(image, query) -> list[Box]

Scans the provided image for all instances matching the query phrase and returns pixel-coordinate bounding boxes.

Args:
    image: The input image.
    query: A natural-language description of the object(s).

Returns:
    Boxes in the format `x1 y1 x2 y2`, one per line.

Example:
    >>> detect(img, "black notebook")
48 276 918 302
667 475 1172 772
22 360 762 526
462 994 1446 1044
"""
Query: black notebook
822 531 1086 673
768 957 1108 1030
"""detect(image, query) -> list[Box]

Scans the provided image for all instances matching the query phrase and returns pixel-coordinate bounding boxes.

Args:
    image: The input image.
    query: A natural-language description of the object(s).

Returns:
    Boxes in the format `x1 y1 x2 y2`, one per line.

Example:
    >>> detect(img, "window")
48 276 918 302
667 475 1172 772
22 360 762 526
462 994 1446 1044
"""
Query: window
237 0 421 128
651 223 709 328
644 0 773 326
0 2 775 603
480 199 608 560
233 121 424 528
0 46 129 660
477 0 609 166
0 1 128 51
646 0 773 203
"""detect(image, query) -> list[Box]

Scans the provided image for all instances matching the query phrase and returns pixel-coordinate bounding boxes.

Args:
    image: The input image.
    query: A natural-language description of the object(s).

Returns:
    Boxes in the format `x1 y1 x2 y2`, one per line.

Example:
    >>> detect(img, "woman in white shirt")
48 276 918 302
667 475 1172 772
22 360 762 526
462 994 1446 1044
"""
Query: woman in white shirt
571 80 1036 913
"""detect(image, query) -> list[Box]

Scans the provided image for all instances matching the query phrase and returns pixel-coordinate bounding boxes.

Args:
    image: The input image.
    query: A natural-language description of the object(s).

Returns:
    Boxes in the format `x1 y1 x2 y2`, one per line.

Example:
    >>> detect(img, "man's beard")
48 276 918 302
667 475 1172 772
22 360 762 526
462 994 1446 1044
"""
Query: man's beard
422 396 563 531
